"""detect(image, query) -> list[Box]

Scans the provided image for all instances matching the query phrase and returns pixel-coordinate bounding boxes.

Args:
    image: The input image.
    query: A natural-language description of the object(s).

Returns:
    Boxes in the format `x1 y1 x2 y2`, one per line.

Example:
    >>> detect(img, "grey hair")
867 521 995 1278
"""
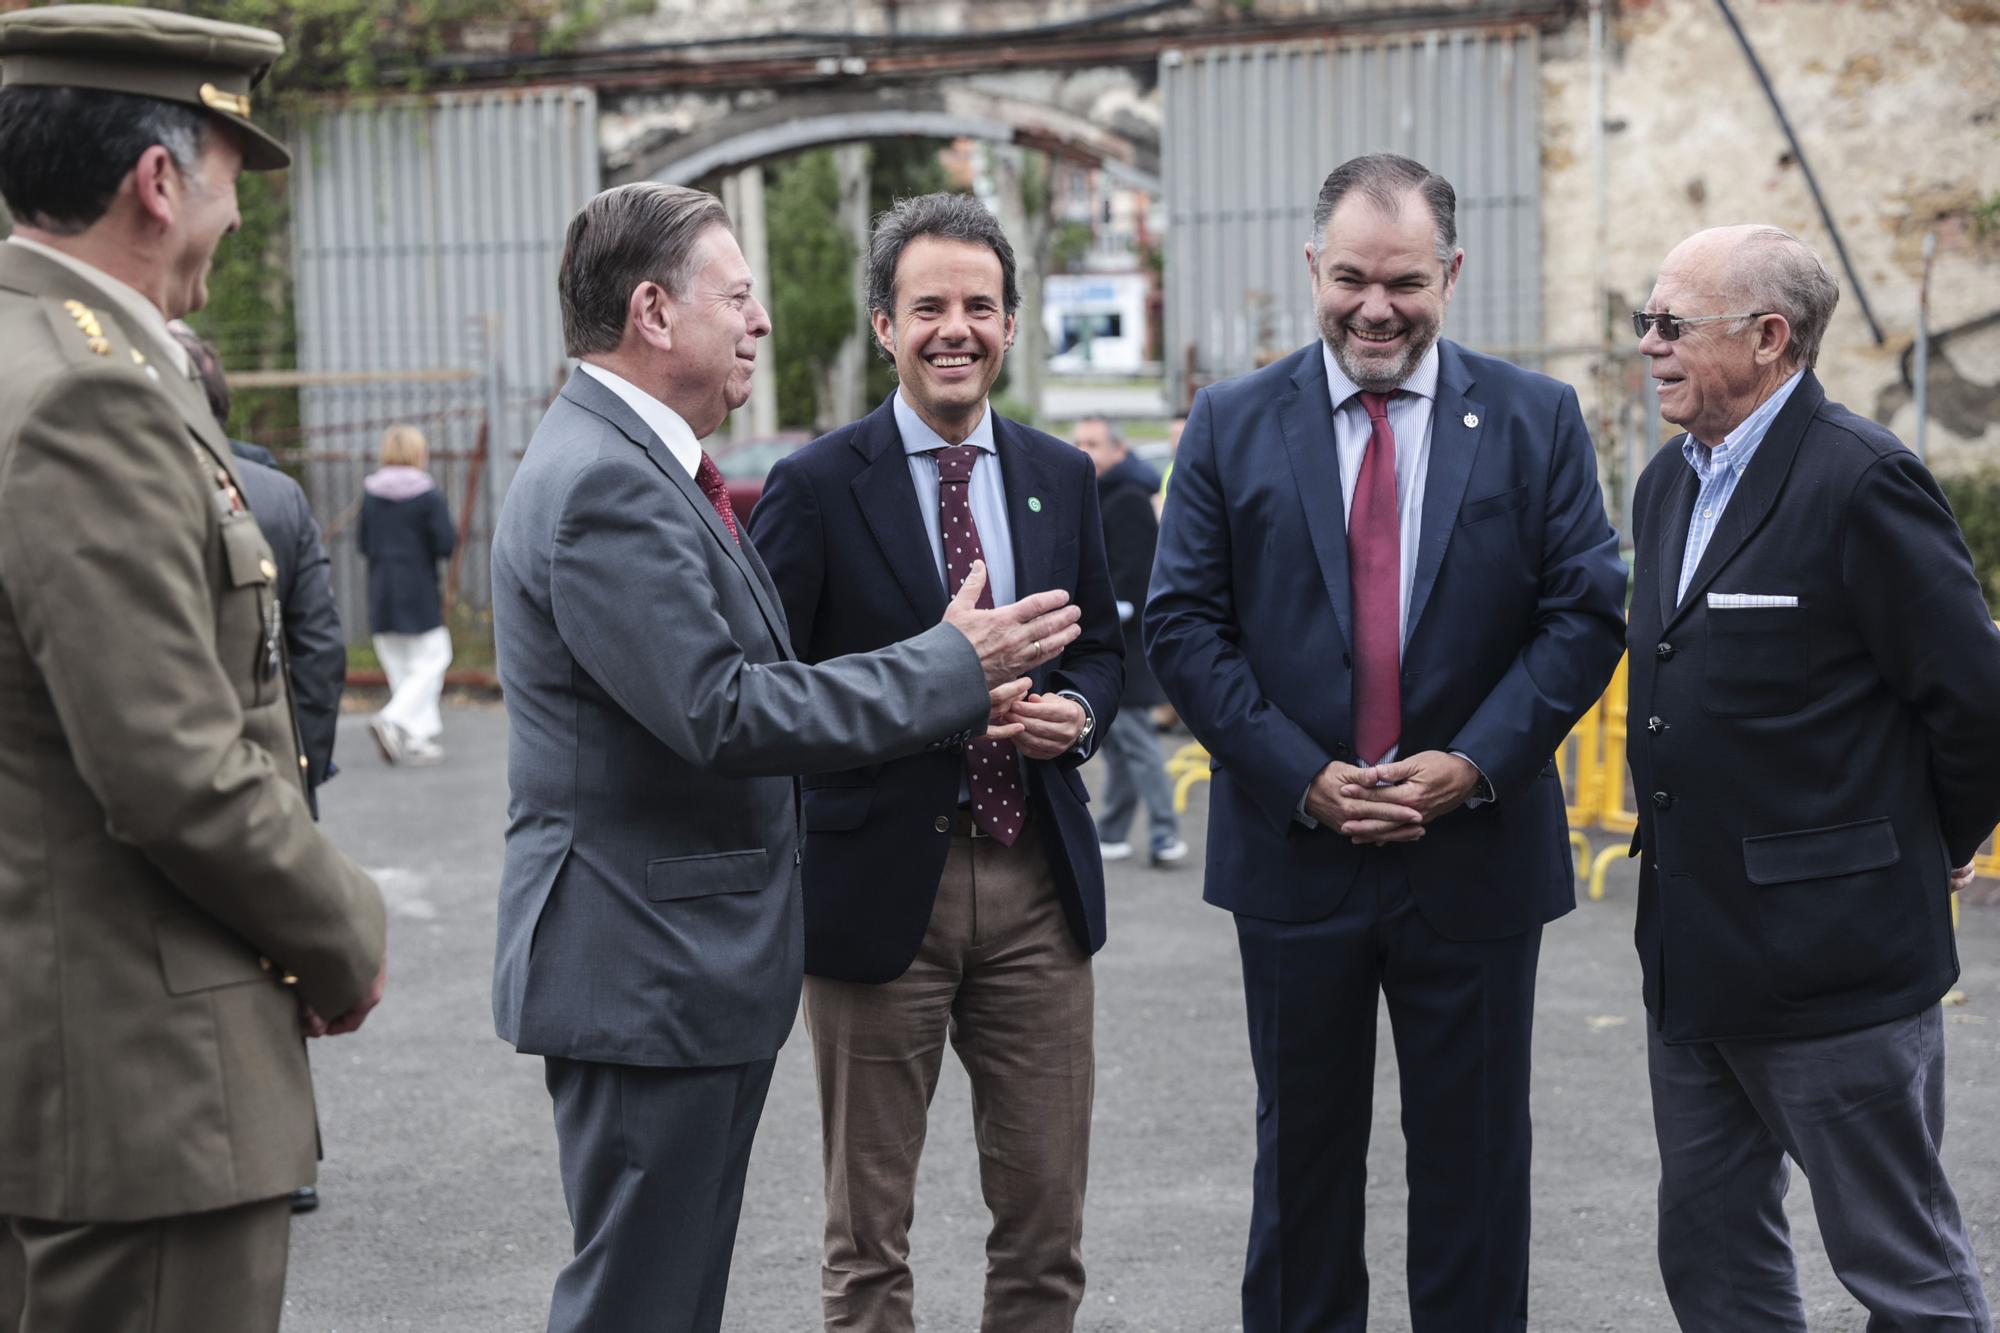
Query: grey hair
1727 226 1840 371
865 191 1020 350
558 182 731 358
1078 414 1124 446
1306 153 1458 268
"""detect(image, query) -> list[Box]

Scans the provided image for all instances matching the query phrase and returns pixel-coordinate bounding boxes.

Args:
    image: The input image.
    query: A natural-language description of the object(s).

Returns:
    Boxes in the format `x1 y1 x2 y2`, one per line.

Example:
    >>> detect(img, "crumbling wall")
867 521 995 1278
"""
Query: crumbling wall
1540 0 2000 472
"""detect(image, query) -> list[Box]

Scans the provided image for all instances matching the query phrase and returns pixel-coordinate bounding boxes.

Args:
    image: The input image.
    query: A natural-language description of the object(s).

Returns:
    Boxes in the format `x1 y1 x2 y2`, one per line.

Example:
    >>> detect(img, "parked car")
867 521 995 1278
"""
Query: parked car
711 431 811 518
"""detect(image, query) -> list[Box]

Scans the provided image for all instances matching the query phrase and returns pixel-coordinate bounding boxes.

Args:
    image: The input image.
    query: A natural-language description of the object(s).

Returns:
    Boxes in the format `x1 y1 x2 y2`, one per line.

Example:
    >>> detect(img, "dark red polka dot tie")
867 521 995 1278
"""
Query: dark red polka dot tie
930 444 1026 845
694 451 740 545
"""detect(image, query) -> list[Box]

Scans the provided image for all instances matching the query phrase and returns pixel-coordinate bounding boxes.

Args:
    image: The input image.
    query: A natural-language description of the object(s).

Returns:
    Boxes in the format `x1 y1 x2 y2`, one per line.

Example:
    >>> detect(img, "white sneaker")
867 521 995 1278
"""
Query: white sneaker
368 715 404 765
1152 838 1190 865
402 738 445 767
1099 841 1134 862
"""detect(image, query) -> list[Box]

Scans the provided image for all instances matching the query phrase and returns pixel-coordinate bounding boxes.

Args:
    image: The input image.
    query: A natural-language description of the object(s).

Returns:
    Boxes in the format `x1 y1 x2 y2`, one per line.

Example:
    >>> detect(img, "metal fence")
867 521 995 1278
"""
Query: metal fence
288 86 601 643
1160 27 1542 409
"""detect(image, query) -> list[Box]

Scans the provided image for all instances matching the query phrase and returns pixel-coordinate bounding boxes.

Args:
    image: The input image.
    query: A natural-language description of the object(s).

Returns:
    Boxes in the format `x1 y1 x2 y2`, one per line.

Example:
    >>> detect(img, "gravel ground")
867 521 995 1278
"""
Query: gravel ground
282 704 2000 1331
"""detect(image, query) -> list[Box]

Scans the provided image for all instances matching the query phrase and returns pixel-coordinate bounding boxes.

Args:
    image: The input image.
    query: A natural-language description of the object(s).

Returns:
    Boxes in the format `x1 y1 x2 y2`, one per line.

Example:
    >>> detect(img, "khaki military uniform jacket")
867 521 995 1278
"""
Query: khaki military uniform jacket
0 242 386 1223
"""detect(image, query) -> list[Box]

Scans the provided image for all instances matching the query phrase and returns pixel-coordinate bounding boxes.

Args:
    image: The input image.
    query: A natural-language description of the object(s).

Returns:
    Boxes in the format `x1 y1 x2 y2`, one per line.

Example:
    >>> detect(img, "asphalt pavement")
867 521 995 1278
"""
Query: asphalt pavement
282 704 2000 1331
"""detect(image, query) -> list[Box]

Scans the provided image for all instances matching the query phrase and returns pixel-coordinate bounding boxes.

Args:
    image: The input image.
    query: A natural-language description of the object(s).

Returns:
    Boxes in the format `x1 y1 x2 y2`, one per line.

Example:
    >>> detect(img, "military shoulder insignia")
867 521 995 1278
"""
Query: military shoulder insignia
61 298 112 357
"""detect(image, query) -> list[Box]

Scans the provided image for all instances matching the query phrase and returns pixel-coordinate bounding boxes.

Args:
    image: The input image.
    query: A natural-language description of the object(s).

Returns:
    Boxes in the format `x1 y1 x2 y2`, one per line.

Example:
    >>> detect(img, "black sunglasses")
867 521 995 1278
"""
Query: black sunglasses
1631 310 1773 342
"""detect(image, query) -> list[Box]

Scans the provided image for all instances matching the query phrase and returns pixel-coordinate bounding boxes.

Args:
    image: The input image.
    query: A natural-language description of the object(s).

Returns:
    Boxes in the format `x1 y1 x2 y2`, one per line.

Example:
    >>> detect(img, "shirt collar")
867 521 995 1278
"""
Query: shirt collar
1322 339 1440 417
578 361 702 479
7 235 190 378
1680 368 1805 482
895 389 996 457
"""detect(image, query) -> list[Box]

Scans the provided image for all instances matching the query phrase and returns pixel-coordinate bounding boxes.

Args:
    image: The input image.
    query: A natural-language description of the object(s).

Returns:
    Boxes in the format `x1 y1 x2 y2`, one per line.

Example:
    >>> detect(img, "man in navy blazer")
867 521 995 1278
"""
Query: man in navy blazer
750 193 1122 1332
1627 225 2000 1330
1145 155 1626 1332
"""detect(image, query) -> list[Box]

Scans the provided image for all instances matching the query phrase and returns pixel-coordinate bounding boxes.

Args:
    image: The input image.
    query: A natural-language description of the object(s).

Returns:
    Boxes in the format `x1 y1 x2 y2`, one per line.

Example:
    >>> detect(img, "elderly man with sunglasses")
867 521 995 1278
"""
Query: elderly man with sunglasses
1625 224 2000 1332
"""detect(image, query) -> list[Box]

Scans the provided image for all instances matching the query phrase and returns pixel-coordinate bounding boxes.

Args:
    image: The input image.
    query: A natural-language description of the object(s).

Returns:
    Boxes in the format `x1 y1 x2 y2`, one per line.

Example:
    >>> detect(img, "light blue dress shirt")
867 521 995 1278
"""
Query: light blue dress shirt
1322 341 1440 653
892 391 1094 778
1676 370 1804 605
896 390 1015 607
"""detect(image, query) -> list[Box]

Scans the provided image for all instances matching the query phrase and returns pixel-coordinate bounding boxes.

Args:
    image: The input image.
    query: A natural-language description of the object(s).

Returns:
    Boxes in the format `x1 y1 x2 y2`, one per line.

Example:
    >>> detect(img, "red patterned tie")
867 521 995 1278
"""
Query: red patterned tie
930 444 1027 845
694 451 740 544
1350 392 1401 763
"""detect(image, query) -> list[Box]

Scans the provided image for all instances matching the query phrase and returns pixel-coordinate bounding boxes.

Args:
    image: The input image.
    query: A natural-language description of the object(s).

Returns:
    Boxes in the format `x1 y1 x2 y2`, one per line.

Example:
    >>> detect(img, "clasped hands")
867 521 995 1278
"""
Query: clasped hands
1304 750 1481 845
941 560 1088 759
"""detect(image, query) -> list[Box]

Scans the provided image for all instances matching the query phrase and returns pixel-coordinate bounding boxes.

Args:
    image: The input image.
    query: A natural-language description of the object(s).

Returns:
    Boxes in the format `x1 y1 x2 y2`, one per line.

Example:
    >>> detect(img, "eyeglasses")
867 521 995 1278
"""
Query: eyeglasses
1631 310 1773 342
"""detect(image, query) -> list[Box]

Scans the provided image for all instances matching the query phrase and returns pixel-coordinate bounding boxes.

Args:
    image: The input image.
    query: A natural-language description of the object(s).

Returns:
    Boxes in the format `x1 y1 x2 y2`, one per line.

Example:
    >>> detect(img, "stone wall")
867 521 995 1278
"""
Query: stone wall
1540 0 2000 472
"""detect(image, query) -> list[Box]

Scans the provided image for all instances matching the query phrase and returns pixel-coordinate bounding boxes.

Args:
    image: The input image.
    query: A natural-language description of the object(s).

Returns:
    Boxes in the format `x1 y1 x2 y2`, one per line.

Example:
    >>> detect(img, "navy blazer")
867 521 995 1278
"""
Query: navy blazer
359 486 454 635
1628 372 2000 1043
1145 340 1627 940
749 395 1124 984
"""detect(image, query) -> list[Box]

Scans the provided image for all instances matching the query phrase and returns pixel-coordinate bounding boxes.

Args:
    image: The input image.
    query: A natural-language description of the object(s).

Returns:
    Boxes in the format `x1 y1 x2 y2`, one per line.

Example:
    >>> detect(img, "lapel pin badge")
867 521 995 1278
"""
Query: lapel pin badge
1463 413 1479 429
1028 496 1042 513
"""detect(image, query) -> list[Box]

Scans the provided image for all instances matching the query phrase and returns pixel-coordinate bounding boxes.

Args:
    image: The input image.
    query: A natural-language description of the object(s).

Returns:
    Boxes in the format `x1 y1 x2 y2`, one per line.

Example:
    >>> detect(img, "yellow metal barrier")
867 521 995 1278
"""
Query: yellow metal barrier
1144 642 2000 905
1167 742 1211 815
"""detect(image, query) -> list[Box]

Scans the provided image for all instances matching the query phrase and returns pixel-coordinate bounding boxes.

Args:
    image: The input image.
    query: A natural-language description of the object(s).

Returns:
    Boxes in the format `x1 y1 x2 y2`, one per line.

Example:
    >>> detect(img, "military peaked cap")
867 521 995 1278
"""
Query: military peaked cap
0 4 291 171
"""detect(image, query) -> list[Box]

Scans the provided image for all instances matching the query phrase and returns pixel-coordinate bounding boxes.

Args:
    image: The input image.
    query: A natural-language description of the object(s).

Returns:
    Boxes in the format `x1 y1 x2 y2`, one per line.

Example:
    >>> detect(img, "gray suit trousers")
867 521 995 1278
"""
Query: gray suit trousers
544 1057 776 1333
1649 1005 1990 1331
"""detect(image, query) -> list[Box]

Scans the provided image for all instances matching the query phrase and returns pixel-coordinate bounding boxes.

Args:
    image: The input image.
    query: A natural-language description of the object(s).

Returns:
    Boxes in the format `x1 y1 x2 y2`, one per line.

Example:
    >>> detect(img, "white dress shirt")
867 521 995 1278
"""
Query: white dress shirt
579 361 702 479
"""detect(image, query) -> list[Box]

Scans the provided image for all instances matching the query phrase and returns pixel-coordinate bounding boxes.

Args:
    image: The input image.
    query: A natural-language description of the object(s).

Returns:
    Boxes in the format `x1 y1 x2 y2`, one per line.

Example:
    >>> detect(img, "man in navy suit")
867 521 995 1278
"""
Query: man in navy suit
1627 225 2000 1331
750 192 1122 1332
1144 154 1626 1332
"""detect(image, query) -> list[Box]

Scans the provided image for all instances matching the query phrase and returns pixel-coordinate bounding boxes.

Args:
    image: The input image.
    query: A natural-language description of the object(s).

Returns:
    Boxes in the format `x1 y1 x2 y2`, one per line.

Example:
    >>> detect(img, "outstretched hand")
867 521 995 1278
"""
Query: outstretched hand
943 561 1083 687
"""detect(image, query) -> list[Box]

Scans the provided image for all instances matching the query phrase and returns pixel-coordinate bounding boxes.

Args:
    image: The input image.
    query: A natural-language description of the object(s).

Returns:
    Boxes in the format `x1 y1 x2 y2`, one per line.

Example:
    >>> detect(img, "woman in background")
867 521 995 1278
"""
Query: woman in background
359 424 456 765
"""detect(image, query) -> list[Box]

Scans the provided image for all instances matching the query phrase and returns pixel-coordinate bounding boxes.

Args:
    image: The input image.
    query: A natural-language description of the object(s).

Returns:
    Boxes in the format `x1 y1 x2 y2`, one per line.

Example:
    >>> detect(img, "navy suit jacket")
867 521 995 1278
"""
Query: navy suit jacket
1628 371 2000 1043
1145 340 1627 940
749 395 1124 983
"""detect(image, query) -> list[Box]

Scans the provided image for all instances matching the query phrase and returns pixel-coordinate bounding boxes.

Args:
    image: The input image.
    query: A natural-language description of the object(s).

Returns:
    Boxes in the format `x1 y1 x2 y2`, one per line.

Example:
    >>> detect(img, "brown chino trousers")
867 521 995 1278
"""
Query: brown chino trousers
0 1196 291 1333
805 816 1095 1333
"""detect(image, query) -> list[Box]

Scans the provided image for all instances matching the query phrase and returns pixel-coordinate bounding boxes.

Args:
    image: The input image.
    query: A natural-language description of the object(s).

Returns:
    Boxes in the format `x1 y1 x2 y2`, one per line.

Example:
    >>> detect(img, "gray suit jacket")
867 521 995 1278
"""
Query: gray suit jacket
490 370 988 1068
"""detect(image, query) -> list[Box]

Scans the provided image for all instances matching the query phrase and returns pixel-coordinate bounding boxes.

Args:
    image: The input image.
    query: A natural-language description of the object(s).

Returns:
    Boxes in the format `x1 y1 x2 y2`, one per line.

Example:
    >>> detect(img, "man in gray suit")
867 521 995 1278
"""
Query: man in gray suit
490 182 1083 1333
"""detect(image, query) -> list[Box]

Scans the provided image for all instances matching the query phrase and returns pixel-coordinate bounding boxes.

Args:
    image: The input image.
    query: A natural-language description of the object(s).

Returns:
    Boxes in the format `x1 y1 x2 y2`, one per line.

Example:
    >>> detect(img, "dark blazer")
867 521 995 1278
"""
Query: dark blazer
358 484 454 635
231 447 344 811
748 395 1124 984
490 372 989 1066
1627 371 2000 1044
1144 340 1627 939
1097 454 1165 708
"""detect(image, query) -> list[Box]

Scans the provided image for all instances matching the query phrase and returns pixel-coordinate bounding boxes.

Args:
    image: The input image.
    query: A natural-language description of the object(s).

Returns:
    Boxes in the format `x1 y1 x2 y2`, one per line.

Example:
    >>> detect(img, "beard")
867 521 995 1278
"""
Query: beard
1319 309 1441 394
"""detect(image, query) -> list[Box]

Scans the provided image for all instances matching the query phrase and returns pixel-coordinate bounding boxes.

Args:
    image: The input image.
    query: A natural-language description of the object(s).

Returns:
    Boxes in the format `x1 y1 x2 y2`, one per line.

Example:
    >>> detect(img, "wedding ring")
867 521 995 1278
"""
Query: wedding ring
1032 638 1041 658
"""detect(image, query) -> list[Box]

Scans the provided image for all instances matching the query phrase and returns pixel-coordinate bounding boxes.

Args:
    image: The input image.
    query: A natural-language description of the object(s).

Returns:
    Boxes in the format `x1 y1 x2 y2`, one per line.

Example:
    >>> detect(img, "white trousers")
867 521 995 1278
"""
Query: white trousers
374 626 452 743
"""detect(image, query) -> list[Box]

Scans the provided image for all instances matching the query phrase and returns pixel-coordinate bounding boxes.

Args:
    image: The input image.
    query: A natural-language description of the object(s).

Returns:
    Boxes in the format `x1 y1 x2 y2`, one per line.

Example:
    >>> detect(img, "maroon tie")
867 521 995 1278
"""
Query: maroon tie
1349 392 1401 763
694 451 740 544
930 444 1027 845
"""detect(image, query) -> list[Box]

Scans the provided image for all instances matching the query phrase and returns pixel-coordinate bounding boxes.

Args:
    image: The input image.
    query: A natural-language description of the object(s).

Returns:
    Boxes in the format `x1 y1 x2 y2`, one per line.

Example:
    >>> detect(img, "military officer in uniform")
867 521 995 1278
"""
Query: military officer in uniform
0 8 388 1331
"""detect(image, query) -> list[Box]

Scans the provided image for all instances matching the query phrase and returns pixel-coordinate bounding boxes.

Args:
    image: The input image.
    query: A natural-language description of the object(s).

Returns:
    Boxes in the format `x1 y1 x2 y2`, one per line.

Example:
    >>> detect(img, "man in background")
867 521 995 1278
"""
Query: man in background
173 318 346 820
1072 414 1184 867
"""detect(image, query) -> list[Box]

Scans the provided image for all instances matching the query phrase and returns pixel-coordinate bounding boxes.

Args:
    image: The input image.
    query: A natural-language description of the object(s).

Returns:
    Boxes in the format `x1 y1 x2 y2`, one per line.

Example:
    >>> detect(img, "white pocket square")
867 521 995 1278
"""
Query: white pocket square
1707 593 1799 609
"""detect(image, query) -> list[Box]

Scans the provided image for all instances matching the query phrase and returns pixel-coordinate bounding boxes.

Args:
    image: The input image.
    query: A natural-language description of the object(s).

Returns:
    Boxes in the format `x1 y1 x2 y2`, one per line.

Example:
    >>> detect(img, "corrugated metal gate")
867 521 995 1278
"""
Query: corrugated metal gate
289 87 600 643
1161 28 1541 409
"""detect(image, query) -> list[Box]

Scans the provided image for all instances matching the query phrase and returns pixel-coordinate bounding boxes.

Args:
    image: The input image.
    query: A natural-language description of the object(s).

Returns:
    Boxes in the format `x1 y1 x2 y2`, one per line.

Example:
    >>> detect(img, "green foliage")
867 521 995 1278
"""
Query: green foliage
1048 219 1094 275
765 150 856 430
189 168 300 444
1941 471 2000 614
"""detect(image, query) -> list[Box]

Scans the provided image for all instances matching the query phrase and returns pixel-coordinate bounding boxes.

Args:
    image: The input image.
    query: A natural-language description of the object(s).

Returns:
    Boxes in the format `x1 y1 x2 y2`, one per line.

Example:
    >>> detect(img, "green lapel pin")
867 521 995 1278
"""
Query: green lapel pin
1028 496 1043 513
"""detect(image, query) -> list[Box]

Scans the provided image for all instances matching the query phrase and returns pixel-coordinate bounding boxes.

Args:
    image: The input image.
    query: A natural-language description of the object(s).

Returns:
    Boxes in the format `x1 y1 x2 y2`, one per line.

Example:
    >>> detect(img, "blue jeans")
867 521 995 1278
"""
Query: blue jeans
1093 708 1178 852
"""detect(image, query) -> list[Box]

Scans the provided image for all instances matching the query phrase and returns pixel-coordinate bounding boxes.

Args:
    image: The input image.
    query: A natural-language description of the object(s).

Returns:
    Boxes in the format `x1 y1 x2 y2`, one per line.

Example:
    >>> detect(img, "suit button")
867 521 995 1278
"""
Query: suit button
1647 716 1667 735
1652 791 1673 810
933 815 950 833
1656 642 1675 660
1342 653 1353 667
